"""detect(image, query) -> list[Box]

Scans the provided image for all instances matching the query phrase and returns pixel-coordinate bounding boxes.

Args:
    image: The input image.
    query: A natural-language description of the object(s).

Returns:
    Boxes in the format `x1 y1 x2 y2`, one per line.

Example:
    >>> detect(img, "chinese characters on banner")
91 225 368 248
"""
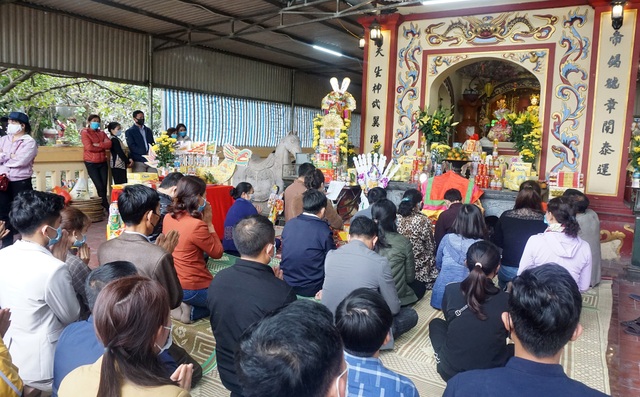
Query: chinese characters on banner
586 10 637 196
364 32 390 153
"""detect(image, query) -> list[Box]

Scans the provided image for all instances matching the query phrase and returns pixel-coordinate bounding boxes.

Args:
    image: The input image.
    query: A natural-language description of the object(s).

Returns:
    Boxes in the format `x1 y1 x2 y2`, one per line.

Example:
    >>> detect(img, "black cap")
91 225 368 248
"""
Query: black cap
8 112 29 125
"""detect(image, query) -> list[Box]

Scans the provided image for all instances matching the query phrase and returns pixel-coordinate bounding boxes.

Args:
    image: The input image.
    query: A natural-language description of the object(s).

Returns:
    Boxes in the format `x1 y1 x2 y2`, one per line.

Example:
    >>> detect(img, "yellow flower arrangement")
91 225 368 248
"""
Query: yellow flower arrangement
371 141 382 154
506 110 542 163
312 114 323 149
417 107 458 145
153 132 177 167
312 114 351 162
430 143 451 163
630 135 640 170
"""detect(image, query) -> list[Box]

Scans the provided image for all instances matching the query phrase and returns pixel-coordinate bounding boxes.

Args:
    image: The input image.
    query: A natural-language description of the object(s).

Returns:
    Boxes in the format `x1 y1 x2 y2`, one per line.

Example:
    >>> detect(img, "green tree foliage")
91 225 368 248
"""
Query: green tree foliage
0 68 161 145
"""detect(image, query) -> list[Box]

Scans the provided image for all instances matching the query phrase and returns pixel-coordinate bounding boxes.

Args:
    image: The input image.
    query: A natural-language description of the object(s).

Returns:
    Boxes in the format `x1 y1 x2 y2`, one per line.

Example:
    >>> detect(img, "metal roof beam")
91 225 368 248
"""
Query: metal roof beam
184 0 418 40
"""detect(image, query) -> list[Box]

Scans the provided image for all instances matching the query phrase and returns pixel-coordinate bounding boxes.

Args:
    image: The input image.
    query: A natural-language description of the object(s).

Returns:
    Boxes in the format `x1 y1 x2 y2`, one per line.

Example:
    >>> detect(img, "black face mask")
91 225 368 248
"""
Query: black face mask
136 118 145 125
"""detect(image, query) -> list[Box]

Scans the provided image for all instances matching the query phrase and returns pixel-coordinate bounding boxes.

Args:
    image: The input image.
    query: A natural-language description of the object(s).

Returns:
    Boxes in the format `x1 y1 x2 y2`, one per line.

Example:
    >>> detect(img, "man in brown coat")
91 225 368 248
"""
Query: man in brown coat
98 185 182 308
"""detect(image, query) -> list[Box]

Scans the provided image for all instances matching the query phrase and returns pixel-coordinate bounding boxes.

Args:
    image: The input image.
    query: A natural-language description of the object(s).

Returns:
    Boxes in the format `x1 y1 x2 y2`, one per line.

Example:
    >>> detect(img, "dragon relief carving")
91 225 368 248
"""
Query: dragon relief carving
426 13 558 46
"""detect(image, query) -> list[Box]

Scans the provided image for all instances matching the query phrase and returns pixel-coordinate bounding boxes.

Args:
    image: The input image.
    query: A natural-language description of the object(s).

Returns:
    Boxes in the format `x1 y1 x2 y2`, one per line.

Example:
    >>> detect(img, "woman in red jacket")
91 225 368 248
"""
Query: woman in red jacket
163 176 223 323
80 114 112 211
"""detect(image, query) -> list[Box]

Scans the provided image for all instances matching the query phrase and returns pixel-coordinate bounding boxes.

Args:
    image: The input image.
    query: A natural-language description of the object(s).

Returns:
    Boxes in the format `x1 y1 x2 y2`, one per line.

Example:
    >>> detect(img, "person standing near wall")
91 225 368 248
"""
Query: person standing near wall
125 110 156 173
81 114 111 212
0 112 38 249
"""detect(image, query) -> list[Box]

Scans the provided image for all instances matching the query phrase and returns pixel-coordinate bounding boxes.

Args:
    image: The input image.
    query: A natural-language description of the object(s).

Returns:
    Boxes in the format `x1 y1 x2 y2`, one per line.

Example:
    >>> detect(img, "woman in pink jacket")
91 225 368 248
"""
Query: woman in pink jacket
518 196 592 292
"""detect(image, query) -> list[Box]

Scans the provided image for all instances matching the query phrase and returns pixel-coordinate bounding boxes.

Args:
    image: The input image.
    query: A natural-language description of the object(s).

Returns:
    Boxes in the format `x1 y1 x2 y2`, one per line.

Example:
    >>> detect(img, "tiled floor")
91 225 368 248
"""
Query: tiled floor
84 220 640 397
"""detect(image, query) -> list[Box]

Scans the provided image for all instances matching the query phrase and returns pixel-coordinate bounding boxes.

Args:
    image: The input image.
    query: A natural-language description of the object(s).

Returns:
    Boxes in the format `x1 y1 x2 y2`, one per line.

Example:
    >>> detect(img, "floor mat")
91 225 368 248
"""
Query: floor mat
174 259 612 396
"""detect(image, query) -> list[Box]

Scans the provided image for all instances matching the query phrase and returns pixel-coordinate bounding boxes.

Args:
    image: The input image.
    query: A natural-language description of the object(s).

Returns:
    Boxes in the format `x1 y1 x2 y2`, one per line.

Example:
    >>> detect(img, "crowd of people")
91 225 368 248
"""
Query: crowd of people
0 114 608 397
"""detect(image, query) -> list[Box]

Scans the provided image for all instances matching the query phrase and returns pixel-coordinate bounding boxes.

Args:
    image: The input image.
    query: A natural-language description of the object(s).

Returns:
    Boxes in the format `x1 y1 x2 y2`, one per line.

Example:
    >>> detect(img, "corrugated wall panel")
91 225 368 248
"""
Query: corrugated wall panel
0 4 147 83
153 46 293 103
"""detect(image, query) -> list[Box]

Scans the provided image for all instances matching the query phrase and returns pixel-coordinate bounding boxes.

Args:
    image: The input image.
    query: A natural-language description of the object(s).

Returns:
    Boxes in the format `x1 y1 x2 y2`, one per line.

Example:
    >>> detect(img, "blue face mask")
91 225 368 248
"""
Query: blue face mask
47 226 63 246
171 134 178 139
543 214 549 225
179 131 187 137
72 233 86 248
197 197 207 213
90 121 100 130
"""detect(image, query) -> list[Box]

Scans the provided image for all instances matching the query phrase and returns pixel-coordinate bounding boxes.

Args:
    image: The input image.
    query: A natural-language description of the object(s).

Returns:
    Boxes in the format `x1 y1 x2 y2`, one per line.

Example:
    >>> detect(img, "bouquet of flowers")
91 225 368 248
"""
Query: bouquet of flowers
417 107 458 145
506 110 542 163
430 143 451 164
151 132 177 168
630 135 640 171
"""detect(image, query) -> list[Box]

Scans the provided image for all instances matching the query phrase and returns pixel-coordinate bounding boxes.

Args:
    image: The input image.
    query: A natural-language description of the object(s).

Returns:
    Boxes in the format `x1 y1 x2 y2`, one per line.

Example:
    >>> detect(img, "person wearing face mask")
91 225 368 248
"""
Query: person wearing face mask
175 124 191 142
150 172 185 243
335 289 419 397
97 185 203 385
60 207 94 320
125 110 156 173
222 182 258 257
208 215 296 397
163 176 223 323
0 112 38 249
0 190 81 394
58 276 193 397
81 114 112 212
518 196 592 292
107 122 132 185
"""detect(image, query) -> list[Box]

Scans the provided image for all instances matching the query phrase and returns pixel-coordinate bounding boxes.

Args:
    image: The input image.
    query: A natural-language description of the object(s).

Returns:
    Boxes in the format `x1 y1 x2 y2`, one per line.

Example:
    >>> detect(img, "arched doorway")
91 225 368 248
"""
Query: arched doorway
425 53 546 145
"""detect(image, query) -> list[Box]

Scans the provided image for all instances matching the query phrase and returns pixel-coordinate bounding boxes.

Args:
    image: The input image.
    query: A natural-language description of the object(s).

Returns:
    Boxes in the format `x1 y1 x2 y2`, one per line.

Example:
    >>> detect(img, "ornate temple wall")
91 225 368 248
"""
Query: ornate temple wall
360 2 640 258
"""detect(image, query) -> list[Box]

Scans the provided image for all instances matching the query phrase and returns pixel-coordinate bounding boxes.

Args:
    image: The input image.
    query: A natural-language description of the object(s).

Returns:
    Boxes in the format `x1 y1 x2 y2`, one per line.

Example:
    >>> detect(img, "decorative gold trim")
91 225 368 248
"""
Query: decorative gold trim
600 229 627 257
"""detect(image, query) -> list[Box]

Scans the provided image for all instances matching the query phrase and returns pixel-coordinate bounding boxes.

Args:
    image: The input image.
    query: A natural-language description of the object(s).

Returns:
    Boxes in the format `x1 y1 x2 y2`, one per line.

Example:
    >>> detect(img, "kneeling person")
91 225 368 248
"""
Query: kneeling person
444 264 607 397
321 216 418 340
208 215 296 397
336 288 419 397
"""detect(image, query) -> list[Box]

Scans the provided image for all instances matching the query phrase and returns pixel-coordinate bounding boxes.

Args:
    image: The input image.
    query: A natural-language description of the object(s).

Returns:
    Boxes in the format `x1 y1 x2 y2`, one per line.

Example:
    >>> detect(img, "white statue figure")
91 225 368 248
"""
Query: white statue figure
232 131 302 212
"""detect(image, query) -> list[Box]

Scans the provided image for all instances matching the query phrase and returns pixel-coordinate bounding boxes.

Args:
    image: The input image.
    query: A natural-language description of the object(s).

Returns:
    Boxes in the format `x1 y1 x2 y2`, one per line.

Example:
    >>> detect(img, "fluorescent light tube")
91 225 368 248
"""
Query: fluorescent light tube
313 45 343 57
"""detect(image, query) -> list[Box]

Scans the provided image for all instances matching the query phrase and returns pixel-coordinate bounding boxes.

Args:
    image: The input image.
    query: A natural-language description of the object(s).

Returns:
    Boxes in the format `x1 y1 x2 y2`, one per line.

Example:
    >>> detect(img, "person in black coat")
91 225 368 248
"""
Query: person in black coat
107 122 131 184
125 110 155 173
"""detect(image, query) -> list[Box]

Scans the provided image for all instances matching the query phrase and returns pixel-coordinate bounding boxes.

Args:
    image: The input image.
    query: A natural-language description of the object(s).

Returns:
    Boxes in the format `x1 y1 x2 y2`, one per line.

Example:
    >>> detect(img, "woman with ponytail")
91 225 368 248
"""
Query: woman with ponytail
518 196 592 291
428 241 512 382
222 182 258 256
372 199 422 306
431 204 487 310
491 180 547 288
58 276 192 397
397 189 438 290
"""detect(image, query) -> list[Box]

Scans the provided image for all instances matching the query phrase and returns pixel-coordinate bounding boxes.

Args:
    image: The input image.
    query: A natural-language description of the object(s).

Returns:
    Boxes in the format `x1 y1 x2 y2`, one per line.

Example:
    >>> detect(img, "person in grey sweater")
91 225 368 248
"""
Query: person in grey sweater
563 189 601 287
320 217 418 339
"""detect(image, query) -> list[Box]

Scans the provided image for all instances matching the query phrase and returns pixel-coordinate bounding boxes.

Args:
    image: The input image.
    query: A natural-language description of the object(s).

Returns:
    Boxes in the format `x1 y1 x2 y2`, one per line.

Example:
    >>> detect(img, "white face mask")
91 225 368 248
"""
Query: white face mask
335 366 348 397
6 124 21 135
155 324 173 355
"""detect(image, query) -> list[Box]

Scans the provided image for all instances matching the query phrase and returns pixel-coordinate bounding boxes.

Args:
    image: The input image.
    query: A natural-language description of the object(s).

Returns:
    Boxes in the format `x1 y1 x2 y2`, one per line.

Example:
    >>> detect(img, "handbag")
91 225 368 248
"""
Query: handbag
0 174 8 192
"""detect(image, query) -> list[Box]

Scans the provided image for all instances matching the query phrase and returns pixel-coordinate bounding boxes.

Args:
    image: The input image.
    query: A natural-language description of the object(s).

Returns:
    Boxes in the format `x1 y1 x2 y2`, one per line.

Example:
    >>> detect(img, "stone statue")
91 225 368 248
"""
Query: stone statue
232 131 302 212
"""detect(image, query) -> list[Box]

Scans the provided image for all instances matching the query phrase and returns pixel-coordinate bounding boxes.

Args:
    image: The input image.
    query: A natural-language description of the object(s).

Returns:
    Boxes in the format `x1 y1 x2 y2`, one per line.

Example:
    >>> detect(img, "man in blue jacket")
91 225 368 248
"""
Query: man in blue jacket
125 110 156 172
280 189 336 297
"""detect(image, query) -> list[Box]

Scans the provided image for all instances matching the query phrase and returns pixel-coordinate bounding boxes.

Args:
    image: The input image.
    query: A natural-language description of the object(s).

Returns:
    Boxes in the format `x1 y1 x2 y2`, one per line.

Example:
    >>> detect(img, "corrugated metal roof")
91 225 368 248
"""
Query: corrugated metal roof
16 0 366 82
0 3 147 82
153 46 293 103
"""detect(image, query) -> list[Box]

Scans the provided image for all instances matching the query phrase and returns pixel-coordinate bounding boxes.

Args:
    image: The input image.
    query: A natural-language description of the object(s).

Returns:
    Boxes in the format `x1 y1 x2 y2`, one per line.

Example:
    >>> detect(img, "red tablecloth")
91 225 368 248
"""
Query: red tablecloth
111 183 233 238
206 184 234 237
